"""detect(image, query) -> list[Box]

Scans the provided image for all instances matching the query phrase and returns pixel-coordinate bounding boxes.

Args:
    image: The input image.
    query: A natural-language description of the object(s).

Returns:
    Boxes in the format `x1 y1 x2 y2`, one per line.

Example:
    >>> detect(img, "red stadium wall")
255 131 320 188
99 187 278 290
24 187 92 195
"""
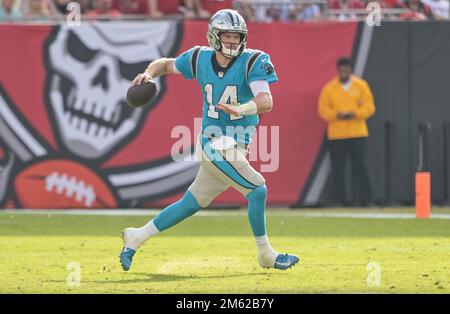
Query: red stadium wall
0 21 357 209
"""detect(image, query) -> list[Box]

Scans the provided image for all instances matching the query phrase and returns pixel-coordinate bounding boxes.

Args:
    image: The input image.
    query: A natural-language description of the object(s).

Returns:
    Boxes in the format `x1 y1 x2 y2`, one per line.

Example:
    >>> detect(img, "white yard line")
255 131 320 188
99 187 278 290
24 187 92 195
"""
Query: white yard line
2 209 450 219
299 212 450 219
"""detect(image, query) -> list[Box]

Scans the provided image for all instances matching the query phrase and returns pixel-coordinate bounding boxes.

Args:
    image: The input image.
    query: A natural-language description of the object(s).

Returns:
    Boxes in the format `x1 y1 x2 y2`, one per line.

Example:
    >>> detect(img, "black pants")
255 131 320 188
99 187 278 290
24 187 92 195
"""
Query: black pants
328 137 373 205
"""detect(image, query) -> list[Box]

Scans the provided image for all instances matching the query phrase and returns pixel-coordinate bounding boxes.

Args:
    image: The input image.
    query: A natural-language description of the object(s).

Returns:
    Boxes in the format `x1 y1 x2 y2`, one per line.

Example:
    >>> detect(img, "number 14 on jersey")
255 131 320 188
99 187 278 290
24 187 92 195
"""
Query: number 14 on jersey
205 84 243 120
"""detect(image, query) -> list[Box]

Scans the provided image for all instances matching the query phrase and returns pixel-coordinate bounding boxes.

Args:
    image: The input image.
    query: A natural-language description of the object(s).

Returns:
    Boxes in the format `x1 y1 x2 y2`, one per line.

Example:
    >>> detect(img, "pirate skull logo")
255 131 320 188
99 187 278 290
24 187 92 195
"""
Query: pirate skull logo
46 22 178 160
0 21 201 208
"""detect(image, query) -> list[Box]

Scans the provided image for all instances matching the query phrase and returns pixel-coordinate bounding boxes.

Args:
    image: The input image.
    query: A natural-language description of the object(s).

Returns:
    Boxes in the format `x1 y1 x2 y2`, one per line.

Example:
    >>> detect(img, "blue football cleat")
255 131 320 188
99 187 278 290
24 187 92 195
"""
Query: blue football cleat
120 228 144 271
274 253 300 270
119 246 136 271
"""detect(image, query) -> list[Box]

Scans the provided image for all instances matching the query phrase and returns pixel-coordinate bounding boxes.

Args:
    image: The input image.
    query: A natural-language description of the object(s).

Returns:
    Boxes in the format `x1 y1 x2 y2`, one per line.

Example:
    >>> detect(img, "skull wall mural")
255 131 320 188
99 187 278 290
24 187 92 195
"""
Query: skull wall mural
0 21 200 208
46 22 175 160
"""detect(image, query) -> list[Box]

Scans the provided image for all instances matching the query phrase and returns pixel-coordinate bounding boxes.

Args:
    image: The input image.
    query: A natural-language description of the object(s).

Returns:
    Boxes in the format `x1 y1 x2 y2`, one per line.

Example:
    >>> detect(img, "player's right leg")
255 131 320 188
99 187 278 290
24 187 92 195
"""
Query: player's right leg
120 164 229 271
200 135 299 270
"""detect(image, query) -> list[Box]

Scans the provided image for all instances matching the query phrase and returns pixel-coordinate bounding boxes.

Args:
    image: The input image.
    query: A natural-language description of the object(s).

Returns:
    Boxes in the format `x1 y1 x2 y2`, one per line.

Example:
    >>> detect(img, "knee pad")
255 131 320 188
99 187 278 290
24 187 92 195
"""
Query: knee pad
246 184 267 202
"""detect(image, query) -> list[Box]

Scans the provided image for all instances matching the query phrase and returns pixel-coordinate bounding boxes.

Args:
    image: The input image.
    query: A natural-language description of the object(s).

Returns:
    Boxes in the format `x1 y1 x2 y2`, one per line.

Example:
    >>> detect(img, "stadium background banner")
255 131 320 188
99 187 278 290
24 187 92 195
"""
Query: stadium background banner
1 21 449 209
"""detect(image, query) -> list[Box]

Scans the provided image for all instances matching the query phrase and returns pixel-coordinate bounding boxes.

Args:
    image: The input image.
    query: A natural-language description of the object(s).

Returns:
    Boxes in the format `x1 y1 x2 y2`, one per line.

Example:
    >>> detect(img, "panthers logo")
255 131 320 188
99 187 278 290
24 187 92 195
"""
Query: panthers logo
263 63 274 75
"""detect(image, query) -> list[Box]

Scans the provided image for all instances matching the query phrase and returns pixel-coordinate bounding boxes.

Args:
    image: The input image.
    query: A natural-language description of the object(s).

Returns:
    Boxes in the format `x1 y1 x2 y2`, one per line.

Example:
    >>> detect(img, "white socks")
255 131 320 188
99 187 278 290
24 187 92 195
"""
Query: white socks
124 220 160 250
144 220 160 237
255 235 278 268
125 223 278 269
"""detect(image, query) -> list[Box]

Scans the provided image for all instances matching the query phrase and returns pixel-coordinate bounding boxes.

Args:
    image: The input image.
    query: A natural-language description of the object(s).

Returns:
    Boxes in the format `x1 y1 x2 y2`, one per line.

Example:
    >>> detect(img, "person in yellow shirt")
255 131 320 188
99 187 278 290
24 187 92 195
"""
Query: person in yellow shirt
318 57 375 206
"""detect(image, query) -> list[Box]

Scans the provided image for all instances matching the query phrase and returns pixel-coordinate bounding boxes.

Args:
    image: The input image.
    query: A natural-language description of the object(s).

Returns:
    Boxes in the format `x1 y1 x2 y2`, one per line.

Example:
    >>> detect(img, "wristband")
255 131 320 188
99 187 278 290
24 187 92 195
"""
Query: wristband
236 100 257 116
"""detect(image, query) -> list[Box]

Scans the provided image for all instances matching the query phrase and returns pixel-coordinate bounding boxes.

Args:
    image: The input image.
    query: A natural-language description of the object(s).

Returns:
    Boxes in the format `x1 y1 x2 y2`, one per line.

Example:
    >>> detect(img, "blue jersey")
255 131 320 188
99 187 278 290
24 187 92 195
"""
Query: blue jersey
175 46 278 145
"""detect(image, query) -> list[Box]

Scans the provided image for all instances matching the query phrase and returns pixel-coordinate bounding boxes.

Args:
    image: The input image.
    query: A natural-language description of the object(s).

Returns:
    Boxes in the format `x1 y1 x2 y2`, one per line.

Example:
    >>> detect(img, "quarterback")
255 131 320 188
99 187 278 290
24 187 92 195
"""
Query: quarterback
120 9 299 271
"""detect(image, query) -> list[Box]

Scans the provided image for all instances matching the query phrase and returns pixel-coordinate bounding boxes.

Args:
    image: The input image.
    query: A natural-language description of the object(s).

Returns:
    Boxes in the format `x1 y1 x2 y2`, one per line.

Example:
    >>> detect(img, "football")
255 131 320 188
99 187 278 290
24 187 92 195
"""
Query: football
14 159 117 208
126 80 158 108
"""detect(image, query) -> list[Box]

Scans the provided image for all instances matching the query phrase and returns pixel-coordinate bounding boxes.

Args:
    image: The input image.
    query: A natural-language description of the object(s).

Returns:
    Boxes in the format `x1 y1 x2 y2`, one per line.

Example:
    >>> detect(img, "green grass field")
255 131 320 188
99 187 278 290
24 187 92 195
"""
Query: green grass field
1 208 450 294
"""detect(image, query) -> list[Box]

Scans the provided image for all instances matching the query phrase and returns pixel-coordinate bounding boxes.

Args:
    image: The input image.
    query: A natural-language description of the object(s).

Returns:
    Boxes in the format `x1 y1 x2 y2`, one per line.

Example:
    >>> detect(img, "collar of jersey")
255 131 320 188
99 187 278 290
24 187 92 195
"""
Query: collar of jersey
211 52 238 78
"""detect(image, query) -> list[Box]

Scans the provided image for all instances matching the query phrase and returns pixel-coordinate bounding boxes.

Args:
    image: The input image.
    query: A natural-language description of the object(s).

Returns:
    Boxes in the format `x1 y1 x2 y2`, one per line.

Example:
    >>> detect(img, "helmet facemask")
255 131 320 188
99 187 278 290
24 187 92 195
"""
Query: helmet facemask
208 28 247 59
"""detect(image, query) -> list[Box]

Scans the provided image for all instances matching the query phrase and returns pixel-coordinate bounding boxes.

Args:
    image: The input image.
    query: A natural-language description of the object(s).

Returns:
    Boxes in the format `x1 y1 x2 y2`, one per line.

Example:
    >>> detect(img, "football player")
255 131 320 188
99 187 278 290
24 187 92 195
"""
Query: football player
120 9 299 271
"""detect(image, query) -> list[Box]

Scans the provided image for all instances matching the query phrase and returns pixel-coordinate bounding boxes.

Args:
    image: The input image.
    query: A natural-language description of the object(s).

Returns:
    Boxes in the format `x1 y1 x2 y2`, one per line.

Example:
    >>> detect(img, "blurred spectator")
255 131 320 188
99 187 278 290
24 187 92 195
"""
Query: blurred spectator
148 0 163 17
328 0 364 9
77 0 92 14
112 0 165 17
235 0 323 23
23 0 53 17
0 0 23 21
328 0 364 20
4 0 447 21
289 3 322 21
181 0 211 18
399 0 433 20
234 0 292 22
370 0 390 8
155 0 179 16
384 0 403 7
53 0 70 14
234 0 256 22
318 57 375 207
266 0 292 21
201 0 233 14
421 0 449 19
59 0 92 15
87 0 122 17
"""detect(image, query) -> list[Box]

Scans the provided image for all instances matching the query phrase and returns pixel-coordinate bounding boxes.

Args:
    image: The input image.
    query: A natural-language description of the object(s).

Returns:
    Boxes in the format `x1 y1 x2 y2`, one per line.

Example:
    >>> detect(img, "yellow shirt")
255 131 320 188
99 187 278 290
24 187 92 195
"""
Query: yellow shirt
318 75 375 140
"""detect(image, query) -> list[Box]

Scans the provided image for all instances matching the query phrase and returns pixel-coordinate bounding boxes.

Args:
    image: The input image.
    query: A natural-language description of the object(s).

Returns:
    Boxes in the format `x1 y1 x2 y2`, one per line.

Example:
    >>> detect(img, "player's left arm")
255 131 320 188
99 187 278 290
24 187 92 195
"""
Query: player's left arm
216 80 273 116
217 52 277 117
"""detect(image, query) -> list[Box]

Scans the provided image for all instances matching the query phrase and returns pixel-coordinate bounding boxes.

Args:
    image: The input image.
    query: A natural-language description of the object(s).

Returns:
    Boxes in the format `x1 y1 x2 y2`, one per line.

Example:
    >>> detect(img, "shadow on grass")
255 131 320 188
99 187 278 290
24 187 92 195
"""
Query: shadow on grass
87 272 271 284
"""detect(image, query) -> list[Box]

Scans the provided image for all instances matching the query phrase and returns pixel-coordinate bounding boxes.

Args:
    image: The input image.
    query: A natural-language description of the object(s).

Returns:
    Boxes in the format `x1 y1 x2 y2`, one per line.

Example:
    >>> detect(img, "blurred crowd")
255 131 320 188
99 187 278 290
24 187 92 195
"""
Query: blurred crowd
0 0 448 22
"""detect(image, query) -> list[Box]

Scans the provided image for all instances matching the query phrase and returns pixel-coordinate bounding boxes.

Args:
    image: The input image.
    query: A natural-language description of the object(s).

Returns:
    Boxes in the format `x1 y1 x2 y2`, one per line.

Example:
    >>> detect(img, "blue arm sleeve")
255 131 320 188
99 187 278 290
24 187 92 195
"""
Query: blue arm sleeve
174 46 198 80
248 53 278 84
